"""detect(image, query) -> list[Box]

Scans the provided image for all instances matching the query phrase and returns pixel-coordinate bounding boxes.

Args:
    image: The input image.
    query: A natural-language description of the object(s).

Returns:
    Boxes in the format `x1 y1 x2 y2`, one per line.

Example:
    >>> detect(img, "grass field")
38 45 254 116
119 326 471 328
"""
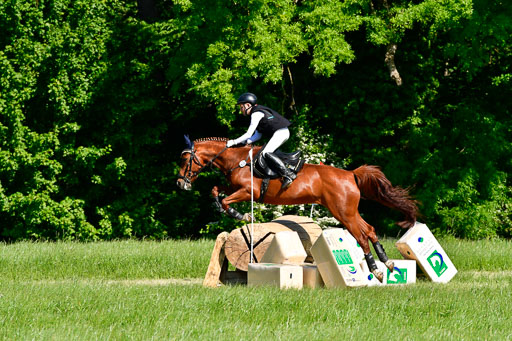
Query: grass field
1 238 511 340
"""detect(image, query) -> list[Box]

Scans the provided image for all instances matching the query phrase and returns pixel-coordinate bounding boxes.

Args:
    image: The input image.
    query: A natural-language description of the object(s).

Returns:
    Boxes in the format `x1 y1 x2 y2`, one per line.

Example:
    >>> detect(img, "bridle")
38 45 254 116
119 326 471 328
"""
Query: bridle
178 145 228 186
178 144 255 187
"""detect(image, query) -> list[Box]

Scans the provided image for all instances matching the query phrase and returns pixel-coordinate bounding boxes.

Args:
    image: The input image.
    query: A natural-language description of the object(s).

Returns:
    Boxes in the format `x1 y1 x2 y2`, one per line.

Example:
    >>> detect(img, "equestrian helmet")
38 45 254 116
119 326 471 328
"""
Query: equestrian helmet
236 92 257 105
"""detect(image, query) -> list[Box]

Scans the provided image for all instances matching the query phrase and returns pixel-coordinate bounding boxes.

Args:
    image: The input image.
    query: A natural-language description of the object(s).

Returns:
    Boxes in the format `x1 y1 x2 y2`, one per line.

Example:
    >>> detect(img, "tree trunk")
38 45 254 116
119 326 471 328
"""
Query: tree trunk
385 43 402 86
224 215 322 271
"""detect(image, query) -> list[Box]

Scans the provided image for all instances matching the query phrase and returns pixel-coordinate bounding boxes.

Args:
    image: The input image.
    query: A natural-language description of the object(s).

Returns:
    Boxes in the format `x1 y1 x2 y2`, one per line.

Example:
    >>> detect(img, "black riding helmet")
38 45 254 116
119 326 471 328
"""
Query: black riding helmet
236 92 257 106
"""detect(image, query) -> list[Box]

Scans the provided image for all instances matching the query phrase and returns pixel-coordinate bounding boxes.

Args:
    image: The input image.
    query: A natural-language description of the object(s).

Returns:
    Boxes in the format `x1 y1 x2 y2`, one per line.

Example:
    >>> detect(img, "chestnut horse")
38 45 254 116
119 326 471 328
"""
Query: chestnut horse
177 137 419 282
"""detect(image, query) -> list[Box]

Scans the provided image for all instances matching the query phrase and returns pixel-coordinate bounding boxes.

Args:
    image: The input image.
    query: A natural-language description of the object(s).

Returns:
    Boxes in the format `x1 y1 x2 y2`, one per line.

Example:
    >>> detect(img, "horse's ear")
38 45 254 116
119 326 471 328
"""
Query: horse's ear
183 134 193 149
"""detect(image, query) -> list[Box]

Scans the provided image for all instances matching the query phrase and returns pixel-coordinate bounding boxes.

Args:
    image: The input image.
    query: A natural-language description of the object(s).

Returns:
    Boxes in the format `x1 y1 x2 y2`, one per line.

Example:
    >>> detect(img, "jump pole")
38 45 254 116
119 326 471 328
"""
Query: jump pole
249 149 254 264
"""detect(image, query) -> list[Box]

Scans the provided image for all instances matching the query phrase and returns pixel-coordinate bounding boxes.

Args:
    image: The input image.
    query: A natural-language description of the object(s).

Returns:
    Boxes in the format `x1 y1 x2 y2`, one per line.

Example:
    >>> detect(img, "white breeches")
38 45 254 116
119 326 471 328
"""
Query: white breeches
261 128 290 155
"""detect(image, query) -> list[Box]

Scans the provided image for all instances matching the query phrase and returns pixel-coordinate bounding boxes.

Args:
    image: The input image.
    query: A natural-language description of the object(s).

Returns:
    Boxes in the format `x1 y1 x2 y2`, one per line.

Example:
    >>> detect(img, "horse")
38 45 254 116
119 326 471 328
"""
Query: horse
176 137 419 282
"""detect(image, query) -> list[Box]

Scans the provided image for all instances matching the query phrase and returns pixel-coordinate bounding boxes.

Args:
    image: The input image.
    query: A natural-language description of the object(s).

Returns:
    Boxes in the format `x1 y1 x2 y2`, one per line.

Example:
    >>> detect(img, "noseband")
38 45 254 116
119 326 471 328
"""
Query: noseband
178 146 228 185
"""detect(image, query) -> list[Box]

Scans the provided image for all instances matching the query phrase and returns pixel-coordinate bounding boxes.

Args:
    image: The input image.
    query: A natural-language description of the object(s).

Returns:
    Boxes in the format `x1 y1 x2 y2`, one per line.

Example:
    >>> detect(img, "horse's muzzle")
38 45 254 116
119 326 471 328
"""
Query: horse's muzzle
176 178 192 191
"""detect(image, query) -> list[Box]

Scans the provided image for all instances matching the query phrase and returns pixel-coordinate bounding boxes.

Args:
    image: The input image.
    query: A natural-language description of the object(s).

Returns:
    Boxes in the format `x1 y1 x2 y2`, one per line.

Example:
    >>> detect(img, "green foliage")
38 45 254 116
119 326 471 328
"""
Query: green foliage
0 0 126 240
362 0 473 45
0 0 510 240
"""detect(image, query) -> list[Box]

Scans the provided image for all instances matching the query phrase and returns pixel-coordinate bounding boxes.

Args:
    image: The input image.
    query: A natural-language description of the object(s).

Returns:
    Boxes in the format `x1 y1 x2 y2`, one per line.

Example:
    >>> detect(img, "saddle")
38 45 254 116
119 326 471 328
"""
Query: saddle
253 149 305 179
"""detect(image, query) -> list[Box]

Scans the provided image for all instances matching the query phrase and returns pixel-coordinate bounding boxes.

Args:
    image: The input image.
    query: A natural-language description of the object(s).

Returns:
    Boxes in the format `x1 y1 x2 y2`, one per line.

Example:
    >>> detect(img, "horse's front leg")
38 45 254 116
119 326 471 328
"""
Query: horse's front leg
220 187 252 222
211 185 232 214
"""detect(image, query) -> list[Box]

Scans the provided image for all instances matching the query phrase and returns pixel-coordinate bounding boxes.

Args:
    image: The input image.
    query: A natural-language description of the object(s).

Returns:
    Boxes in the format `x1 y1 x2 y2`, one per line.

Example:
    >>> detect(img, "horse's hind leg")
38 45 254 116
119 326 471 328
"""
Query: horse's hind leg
361 226 395 272
329 211 381 282
323 181 392 282
371 239 394 272
338 214 393 282
352 214 395 272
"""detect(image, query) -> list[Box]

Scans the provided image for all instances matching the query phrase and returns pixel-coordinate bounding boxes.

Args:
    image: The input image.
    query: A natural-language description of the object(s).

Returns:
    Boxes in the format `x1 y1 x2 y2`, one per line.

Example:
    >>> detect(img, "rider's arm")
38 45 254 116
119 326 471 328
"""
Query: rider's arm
230 111 264 145
247 130 262 144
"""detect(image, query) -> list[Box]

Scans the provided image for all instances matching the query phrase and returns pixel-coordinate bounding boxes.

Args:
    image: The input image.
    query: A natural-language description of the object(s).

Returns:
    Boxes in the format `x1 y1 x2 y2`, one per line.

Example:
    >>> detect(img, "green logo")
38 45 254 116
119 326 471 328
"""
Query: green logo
387 267 407 284
332 249 353 265
427 250 448 277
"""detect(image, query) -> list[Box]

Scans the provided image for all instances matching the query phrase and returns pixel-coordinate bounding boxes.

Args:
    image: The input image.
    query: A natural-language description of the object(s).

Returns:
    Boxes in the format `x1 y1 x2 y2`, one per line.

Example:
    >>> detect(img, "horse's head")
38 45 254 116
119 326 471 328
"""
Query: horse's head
176 136 229 191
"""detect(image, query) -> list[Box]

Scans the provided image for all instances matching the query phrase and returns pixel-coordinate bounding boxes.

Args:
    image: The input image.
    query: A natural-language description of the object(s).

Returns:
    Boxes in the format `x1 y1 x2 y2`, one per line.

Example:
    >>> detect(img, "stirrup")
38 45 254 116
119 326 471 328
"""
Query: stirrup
281 174 296 189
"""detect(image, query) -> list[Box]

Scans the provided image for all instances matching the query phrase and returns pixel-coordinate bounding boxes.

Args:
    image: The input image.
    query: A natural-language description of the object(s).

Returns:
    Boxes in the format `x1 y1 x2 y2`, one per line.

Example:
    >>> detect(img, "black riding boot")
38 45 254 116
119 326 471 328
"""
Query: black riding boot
264 152 297 189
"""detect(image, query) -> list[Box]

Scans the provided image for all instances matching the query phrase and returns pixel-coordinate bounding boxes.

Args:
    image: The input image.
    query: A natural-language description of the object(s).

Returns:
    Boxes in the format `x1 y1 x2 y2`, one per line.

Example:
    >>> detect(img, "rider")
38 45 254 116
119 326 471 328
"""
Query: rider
227 92 296 189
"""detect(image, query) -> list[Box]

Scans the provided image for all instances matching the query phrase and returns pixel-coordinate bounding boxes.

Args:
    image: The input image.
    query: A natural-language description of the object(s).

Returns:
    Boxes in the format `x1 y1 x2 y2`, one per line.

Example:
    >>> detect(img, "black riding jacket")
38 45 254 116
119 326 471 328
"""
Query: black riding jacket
252 105 291 136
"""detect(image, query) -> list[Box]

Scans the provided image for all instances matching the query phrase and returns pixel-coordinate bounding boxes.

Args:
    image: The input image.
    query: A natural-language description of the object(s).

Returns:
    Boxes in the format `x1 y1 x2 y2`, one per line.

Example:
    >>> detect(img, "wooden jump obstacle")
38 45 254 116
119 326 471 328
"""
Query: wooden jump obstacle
203 215 322 287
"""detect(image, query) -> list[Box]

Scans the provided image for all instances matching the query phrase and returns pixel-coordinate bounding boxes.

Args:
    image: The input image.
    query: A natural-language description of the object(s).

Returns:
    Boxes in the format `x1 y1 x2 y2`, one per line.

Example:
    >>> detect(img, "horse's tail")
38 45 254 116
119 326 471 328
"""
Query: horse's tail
352 165 419 229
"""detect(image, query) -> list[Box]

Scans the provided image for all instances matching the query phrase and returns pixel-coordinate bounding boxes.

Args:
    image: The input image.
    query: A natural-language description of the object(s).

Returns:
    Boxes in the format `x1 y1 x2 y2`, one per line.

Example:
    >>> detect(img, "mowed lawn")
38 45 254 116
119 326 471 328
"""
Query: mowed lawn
0 237 511 340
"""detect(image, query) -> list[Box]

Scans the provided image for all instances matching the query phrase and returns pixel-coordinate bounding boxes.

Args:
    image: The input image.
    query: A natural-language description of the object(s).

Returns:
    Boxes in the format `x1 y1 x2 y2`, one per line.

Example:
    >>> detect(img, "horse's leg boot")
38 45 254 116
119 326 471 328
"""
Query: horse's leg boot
264 153 296 189
226 207 244 220
213 196 225 213
365 252 384 283
373 241 394 272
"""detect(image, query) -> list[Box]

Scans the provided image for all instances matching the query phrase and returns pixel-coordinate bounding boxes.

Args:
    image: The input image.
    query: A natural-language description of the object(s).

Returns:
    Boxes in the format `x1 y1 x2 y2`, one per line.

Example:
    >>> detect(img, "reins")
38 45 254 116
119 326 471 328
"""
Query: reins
227 147 254 175
179 146 228 183
179 142 254 185
197 146 229 174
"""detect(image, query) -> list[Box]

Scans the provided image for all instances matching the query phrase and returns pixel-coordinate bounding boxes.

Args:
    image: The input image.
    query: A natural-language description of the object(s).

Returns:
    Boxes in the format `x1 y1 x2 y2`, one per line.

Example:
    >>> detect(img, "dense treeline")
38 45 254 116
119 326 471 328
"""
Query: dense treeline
0 0 510 241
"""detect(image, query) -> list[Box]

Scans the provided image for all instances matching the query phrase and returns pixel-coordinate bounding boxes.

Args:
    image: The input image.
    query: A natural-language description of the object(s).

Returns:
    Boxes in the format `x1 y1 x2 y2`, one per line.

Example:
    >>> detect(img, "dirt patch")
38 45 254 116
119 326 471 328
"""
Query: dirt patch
29 278 203 286
106 278 203 286
27 270 512 288
465 270 512 278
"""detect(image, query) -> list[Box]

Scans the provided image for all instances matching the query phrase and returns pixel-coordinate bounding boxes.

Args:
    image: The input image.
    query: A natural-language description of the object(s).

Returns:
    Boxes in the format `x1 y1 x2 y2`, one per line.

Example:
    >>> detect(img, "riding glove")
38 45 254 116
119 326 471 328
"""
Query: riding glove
226 140 235 147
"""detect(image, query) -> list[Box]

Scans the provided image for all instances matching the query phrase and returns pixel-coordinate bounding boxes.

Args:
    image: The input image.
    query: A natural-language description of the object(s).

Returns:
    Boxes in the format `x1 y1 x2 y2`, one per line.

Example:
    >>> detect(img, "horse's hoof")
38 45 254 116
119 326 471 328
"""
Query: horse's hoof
385 260 395 272
372 270 384 283
242 213 252 222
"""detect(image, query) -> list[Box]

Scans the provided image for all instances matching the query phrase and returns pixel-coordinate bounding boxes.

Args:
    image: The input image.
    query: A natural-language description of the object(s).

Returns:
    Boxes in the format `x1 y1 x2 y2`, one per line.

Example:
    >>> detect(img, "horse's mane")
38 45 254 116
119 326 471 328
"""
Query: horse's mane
193 137 228 143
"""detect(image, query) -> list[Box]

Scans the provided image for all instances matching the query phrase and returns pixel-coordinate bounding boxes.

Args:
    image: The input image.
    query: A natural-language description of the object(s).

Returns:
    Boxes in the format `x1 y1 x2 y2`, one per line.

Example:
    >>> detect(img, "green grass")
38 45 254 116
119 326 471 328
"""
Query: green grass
0 239 212 280
1 238 511 340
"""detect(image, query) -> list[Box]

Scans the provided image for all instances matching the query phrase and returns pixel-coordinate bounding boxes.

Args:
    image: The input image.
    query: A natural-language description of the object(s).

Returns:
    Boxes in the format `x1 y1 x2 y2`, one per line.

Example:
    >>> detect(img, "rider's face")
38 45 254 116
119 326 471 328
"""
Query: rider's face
239 103 251 116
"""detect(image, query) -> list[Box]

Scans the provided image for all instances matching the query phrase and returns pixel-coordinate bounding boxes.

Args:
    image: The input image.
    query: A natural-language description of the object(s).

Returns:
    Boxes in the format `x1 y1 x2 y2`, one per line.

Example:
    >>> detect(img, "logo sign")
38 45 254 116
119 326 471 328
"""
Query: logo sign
348 266 357 274
332 249 353 265
387 267 407 284
427 250 448 277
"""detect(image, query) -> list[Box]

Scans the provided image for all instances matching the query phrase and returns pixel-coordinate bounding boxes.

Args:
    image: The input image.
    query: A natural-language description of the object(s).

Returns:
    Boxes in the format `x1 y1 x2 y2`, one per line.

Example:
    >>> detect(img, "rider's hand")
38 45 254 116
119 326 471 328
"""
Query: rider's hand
226 140 235 147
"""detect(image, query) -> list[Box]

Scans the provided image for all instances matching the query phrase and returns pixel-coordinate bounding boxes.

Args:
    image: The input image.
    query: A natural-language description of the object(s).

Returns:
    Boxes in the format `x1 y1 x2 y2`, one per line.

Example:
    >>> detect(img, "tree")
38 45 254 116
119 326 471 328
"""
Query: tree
2 0 511 240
